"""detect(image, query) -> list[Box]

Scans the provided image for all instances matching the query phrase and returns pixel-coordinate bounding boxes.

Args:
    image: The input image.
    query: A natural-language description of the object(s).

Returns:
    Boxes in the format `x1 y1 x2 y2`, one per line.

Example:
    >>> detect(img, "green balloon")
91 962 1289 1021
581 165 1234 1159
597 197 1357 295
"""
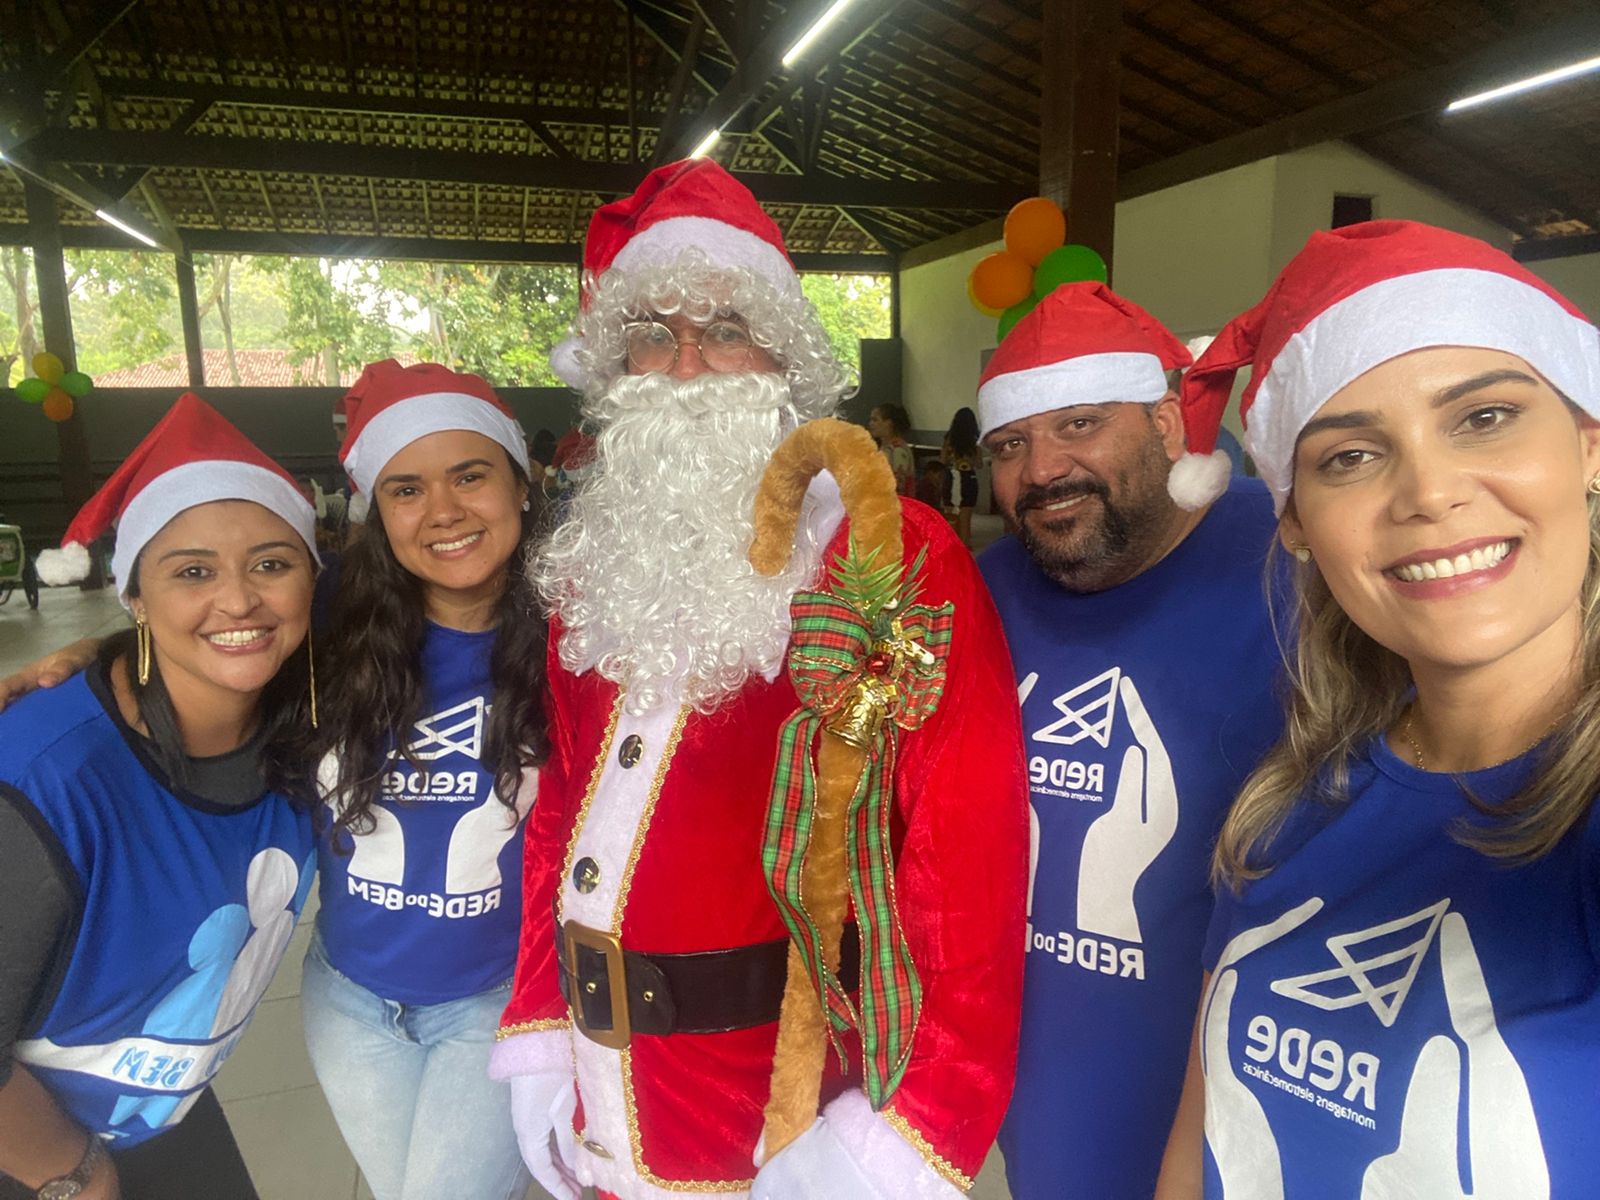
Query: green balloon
1031 244 1109 299
15 376 49 404
997 298 1036 343
60 371 93 398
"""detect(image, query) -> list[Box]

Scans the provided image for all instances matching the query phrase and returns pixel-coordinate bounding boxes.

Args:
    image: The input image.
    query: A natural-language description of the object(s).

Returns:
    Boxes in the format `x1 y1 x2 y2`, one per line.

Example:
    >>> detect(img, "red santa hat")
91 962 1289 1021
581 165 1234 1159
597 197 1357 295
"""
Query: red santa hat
339 359 530 495
1173 219 1600 512
977 282 1192 438
35 393 318 603
549 159 799 389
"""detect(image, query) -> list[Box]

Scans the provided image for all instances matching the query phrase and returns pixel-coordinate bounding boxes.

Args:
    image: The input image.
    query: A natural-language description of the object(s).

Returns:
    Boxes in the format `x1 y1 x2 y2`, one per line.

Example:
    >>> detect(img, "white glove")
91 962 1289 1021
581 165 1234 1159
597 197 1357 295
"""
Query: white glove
509 1073 580 1200
752 1117 882 1200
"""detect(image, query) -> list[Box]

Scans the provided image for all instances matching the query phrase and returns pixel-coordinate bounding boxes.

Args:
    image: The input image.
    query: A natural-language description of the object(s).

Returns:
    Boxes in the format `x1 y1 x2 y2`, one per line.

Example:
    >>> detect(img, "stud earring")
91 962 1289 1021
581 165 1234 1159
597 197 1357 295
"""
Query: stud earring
521 498 531 512
135 614 152 685
1290 543 1312 564
1587 474 1600 495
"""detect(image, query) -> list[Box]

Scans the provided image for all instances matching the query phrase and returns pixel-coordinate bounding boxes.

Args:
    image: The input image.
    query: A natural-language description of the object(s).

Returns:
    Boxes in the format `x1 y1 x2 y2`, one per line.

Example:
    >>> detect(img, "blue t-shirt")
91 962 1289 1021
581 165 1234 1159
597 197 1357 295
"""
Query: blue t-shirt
316 622 532 1005
980 477 1284 1200
1 666 315 1146
1201 738 1600 1198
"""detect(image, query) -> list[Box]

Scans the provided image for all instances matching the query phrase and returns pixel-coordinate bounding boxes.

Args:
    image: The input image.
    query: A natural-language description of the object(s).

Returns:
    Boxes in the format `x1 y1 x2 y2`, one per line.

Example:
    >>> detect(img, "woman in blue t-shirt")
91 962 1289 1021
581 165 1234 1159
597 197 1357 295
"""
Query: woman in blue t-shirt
1154 222 1600 1199
0 395 320 1200
297 361 546 1200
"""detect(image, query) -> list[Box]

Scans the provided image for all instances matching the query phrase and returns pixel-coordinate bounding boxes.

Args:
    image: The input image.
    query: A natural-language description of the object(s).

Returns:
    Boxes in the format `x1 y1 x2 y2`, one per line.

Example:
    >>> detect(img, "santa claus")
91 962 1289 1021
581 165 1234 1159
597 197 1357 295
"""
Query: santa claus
491 159 1026 1199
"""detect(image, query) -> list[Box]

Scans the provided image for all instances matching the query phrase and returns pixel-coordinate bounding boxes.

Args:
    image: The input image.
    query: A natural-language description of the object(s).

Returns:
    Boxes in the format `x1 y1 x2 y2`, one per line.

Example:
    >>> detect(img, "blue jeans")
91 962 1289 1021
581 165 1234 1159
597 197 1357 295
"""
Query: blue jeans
300 935 531 1200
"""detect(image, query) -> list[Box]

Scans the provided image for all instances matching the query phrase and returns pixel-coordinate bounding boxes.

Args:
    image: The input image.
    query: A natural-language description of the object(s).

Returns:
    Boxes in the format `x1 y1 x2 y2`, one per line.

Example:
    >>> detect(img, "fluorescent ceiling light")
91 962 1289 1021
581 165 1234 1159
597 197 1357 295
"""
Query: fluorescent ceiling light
1447 51 1600 112
782 0 854 68
94 207 161 248
689 129 721 159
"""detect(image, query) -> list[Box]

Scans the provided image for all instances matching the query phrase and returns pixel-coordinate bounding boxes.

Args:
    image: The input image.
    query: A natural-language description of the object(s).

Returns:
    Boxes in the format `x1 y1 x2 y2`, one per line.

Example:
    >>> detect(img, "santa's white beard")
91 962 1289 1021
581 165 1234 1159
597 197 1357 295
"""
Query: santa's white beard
531 371 825 715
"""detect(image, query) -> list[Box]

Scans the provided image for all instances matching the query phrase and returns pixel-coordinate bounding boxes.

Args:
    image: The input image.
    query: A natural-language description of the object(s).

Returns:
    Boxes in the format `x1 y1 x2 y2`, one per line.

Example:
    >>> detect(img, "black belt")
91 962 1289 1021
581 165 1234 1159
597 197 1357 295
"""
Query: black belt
557 918 860 1049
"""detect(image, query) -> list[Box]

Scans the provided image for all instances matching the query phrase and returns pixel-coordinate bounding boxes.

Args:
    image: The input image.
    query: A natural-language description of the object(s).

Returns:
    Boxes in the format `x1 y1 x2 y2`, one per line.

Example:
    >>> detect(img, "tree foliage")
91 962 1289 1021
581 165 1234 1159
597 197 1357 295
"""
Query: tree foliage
13 251 891 390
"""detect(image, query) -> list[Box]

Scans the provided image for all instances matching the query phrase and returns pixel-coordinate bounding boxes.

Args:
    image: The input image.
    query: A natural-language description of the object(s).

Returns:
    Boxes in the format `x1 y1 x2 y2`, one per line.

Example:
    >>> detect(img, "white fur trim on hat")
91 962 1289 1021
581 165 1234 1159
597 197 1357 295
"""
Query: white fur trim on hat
111 460 319 606
35 541 91 586
609 215 800 297
1245 267 1600 509
343 391 531 495
549 335 587 391
978 351 1168 437
1167 449 1232 511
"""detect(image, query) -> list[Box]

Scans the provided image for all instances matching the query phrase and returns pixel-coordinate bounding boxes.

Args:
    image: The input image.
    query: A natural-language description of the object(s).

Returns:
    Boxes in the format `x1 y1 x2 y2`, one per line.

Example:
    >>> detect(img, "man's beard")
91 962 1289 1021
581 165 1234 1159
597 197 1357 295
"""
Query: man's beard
531 371 824 715
1013 433 1178 594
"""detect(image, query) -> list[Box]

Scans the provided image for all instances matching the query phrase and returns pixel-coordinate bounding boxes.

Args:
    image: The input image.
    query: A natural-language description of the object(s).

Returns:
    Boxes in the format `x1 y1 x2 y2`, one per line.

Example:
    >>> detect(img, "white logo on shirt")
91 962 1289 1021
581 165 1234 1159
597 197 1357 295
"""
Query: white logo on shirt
1031 667 1121 747
1203 899 1550 1199
1023 670 1178 951
1269 899 1448 1027
402 697 487 761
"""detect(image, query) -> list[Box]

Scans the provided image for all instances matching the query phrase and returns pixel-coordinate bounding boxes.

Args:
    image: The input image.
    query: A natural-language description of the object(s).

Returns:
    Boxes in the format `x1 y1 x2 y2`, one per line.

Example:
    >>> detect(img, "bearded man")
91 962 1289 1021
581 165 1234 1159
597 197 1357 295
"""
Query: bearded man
489 161 1027 1200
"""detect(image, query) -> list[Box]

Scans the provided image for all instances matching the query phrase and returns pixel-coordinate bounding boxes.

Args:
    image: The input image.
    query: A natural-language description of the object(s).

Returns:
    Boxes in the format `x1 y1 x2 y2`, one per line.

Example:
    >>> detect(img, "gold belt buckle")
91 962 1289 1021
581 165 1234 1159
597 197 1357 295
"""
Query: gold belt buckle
562 920 632 1050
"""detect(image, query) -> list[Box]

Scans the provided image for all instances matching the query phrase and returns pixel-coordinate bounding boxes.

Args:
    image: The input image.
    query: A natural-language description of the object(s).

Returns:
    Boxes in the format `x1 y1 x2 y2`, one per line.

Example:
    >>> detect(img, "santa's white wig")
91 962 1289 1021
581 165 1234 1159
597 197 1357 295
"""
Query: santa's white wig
571 248 853 420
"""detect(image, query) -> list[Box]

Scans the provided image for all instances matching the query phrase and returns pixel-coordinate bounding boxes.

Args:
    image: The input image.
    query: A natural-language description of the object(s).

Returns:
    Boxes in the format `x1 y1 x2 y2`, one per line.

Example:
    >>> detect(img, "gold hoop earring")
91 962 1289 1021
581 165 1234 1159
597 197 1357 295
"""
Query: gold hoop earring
135 615 152 685
307 627 319 729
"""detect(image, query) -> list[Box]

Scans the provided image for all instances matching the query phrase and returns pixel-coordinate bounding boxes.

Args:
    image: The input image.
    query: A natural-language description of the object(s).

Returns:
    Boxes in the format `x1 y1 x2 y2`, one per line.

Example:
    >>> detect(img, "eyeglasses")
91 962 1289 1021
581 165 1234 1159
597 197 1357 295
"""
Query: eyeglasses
623 319 758 374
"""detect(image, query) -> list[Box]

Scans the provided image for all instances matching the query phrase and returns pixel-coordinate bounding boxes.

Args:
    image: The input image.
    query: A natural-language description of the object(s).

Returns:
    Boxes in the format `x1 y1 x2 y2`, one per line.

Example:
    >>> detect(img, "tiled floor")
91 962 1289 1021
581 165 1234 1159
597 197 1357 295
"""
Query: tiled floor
2 586 1013 1200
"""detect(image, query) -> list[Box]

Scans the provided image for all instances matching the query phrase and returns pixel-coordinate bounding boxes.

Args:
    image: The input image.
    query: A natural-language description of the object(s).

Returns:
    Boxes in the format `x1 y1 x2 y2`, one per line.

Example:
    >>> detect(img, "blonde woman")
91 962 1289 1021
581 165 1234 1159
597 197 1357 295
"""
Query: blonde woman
1154 221 1600 1199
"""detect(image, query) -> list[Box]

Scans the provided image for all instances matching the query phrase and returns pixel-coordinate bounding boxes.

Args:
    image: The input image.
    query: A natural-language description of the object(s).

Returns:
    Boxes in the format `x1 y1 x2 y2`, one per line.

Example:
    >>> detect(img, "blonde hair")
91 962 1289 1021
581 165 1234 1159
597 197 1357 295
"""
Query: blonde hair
1213 493 1600 889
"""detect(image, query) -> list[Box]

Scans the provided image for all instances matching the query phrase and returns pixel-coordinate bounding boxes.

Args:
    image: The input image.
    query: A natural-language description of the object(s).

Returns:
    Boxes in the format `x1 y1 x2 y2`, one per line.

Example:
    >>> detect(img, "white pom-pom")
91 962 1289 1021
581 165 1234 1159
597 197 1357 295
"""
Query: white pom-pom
1167 450 1231 511
347 492 370 525
35 541 91 586
1184 334 1216 366
549 336 587 391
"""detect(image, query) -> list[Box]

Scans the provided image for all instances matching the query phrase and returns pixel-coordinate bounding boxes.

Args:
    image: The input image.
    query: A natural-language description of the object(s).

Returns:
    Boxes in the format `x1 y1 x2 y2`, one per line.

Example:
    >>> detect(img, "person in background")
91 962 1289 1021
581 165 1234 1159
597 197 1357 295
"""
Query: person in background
942 405 981 547
1156 221 1600 1199
976 282 1284 1200
299 360 546 1200
0 395 319 1200
868 402 916 495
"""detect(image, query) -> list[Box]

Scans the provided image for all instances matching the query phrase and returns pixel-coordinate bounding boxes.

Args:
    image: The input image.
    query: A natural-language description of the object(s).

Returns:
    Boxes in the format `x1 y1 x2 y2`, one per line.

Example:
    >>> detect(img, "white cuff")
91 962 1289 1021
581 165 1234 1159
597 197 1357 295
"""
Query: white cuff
752 1091 967 1199
488 1024 571 1080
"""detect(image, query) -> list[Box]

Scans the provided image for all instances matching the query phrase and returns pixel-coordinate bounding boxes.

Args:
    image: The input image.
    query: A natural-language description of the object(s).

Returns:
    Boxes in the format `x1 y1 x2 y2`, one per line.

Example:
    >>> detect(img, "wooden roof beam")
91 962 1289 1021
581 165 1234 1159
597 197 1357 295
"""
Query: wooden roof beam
24 127 1030 210
656 0 904 162
1119 9 1600 201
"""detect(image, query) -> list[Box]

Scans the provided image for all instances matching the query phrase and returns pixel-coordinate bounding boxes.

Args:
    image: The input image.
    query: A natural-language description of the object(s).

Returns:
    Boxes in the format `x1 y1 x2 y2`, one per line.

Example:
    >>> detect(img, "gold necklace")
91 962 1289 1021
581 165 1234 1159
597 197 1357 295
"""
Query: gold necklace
1399 705 1558 772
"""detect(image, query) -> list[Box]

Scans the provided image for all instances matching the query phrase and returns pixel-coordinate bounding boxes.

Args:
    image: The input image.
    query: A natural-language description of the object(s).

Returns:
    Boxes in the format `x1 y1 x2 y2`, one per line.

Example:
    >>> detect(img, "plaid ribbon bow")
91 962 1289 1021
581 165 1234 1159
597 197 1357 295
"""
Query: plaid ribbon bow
762 542 954 1108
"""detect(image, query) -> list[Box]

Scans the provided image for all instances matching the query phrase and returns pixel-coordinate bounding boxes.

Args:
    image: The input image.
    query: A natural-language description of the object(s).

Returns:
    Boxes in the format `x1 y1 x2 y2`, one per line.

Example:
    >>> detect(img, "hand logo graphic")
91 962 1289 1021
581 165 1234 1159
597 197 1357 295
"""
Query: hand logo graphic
1076 675 1178 942
1361 913 1548 1199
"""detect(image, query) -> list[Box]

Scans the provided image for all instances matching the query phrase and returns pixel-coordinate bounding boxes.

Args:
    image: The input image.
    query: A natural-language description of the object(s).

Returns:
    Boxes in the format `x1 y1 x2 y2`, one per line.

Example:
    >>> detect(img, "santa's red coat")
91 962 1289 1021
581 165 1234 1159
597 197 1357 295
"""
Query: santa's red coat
497 500 1027 1197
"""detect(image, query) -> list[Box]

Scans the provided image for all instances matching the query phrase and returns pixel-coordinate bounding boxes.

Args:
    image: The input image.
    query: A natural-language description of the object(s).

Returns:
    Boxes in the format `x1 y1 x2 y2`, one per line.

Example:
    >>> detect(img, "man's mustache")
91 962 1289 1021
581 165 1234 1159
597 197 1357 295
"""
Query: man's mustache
1015 477 1109 515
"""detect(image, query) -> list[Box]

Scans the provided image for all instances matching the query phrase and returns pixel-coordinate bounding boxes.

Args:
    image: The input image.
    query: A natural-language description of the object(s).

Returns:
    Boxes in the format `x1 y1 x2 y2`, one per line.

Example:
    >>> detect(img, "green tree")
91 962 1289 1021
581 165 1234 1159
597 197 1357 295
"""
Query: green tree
1 246 40 387
61 250 180 376
255 256 399 384
800 273 893 374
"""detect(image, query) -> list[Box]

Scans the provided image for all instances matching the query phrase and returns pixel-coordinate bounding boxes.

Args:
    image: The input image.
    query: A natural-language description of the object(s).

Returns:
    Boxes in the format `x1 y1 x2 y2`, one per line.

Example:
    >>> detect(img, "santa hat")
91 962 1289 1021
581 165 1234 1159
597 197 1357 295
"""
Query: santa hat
339 359 530 495
36 393 317 604
549 429 596 484
549 159 799 389
1173 219 1600 512
977 282 1192 438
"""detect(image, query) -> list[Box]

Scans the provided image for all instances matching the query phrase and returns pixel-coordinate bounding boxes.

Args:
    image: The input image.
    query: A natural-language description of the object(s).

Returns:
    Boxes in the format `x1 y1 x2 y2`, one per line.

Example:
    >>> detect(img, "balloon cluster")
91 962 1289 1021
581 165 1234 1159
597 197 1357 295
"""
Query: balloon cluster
967 198 1109 342
14 353 91 422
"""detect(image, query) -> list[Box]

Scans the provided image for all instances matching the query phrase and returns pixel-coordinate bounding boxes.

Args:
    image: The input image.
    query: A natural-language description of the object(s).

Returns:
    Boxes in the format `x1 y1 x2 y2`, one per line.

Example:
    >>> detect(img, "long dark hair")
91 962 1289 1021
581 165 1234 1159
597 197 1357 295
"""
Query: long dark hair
114 571 315 807
947 406 980 459
307 465 548 837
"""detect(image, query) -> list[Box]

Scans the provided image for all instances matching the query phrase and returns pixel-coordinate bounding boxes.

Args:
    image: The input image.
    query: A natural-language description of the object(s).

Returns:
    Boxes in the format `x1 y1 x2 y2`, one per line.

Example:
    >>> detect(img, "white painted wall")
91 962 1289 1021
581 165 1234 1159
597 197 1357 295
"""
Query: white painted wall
1526 253 1600 323
898 140 1598 434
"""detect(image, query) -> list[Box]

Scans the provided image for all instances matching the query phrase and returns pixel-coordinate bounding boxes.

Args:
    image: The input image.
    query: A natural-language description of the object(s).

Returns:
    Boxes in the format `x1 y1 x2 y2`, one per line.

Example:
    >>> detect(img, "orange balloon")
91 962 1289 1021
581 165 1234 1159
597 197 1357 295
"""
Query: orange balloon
42 389 74 422
967 275 1004 318
969 251 1033 312
1004 197 1068 267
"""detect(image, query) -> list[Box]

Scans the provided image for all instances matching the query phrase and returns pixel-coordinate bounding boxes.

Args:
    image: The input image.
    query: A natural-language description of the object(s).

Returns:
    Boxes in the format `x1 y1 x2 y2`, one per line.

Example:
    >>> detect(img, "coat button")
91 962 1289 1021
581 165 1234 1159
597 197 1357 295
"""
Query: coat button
573 856 600 893
618 734 644 768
